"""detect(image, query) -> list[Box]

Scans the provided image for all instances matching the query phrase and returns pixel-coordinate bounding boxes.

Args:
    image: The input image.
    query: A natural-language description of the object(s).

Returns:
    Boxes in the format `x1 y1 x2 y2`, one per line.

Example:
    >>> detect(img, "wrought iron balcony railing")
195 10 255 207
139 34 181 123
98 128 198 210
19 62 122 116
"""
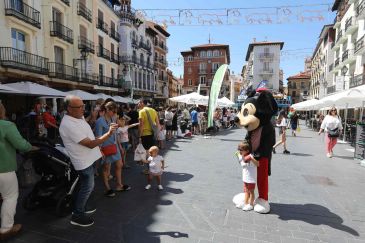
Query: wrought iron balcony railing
60 0 70 6
356 0 365 16
4 0 41 28
99 75 120 88
48 62 78 81
110 52 120 64
0 47 48 74
335 57 340 67
96 18 108 34
97 46 110 60
77 2 92 22
80 73 99 85
350 74 365 88
355 35 364 53
78 36 95 54
327 85 336 94
50 21 73 44
110 29 120 42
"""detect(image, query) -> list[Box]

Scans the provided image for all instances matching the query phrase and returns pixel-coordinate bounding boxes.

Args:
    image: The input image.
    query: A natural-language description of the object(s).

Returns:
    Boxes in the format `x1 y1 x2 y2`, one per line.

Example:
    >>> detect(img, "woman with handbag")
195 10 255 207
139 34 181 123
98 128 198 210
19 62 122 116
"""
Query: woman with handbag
95 102 131 197
318 106 343 158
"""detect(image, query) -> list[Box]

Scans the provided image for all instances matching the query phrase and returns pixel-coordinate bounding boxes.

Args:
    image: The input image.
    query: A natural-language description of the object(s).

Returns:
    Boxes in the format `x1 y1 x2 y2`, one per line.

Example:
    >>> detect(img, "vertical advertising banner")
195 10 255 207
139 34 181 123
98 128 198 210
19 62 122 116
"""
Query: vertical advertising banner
207 64 229 128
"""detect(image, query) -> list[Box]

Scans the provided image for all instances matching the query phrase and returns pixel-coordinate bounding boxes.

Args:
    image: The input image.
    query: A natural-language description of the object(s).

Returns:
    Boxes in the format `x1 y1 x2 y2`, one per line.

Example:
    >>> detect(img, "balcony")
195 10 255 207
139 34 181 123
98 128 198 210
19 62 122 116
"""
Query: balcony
355 35 365 53
96 18 108 34
199 69 207 74
78 36 95 54
131 38 138 48
356 0 365 18
4 0 41 29
345 17 357 34
139 41 152 53
327 85 336 94
59 0 70 6
342 49 355 65
329 64 334 72
97 46 110 60
80 73 98 85
336 29 343 43
350 74 365 88
156 42 168 52
259 53 274 59
110 52 119 64
110 29 120 42
77 2 92 22
48 62 78 81
50 21 73 44
0 47 48 74
335 57 340 67
158 58 168 66
259 68 274 74
99 75 119 88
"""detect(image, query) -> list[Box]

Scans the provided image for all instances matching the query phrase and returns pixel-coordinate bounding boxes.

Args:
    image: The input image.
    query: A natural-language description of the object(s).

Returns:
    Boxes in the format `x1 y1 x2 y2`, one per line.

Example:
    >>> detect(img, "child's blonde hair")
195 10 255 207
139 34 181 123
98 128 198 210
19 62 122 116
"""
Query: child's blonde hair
238 141 250 152
149 146 159 154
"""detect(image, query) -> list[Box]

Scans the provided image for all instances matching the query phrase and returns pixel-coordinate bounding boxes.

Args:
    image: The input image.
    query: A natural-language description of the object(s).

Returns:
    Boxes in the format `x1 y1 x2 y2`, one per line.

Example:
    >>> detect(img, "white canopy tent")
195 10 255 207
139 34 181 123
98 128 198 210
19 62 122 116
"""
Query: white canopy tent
95 93 114 100
291 99 324 111
0 84 22 93
66 90 99 100
3 82 67 97
169 92 206 105
113 96 135 104
218 97 235 107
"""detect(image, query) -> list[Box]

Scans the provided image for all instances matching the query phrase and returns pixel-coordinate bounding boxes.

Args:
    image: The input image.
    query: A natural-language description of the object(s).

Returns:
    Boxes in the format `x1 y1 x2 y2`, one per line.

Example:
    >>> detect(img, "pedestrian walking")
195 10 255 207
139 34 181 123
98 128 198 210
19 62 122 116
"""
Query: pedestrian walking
290 111 299 136
116 116 139 168
273 111 290 154
164 107 173 140
0 103 34 240
95 101 131 197
59 95 118 227
190 107 199 134
141 146 165 190
138 99 159 151
318 106 343 158
236 141 259 211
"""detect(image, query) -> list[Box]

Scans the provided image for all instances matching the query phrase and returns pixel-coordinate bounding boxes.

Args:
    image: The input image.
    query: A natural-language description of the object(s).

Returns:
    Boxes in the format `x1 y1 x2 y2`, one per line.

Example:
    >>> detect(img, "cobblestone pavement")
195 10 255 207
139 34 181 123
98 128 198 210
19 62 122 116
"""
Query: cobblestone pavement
5 122 365 243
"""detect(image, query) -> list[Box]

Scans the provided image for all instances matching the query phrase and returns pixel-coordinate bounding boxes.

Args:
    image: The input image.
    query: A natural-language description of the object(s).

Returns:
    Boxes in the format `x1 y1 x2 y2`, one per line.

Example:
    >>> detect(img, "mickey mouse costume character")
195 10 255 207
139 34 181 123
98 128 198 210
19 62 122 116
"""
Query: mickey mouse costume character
233 88 278 213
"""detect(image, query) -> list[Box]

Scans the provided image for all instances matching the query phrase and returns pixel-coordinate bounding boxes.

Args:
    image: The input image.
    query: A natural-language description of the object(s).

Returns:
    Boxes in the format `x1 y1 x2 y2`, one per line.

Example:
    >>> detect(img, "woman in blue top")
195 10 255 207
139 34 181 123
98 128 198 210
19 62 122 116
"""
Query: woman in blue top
95 101 130 197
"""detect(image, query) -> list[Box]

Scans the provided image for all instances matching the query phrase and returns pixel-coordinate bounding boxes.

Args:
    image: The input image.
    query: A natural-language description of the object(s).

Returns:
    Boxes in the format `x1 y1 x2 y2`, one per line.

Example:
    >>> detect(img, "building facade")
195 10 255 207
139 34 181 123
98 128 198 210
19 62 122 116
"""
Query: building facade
118 1 156 99
329 0 365 95
181 44 230 96
244 41 284 91
310 24 335 99
287 72 311 104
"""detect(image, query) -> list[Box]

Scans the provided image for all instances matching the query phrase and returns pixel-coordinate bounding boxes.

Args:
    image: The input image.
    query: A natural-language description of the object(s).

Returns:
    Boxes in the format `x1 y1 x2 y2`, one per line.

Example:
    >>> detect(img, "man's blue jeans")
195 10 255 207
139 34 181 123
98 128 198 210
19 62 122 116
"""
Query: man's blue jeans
73 163 95 217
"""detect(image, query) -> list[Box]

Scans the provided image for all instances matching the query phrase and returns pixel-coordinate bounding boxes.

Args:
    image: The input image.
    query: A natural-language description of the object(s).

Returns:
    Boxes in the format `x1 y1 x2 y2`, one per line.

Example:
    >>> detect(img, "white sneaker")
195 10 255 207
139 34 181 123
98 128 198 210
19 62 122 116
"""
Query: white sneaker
145 184 151 190
327 153 332 158
242 204 254 211
158 185 163 190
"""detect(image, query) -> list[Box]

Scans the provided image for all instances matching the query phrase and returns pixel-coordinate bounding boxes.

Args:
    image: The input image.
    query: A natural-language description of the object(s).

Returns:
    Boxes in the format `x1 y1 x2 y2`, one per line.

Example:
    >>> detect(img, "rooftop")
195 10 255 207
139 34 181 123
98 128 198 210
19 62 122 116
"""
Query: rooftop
287 71 311 80
245 41 284 61
181 43 230 63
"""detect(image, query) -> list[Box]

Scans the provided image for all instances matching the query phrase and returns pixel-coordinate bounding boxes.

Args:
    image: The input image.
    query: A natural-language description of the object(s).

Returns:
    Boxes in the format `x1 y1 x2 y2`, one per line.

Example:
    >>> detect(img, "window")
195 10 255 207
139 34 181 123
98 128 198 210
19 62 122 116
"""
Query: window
213 50 219 57
188 79 192 86
263 62 270 70
54 46 64 64
99 64 104 77
11 29 25 51
199 63 206 71
200 51 206 58
212 63 220 72
111 43 114 54
188 55 193 61
188 67 192 74
264 47 269 53
111 68 115 79
52 8 62 22
200 76 206 85
207 50 212 57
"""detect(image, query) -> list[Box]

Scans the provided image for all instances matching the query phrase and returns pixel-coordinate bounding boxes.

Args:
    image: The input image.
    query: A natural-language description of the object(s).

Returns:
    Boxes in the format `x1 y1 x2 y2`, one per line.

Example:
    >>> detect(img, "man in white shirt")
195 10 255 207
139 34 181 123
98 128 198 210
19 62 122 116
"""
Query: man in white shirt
59 95 118 227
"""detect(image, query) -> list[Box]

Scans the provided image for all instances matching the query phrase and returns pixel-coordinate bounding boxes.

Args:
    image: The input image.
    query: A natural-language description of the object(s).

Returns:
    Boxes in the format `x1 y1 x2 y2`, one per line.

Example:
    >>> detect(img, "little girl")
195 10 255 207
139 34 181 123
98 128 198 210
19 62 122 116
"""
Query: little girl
158 118 166 149
236 141 259 211
142 146 165 190
117 116 139 168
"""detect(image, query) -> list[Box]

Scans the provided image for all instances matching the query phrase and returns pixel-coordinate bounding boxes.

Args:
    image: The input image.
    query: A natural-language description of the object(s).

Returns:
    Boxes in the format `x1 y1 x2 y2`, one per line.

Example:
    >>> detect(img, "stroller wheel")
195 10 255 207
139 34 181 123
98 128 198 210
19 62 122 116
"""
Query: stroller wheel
23 193 40 210
56 194 72 217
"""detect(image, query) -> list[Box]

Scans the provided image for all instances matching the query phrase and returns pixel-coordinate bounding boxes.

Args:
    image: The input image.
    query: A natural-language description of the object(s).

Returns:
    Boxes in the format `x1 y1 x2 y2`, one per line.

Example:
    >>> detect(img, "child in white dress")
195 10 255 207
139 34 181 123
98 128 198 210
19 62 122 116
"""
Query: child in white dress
236 141 259 211
142 146 165 190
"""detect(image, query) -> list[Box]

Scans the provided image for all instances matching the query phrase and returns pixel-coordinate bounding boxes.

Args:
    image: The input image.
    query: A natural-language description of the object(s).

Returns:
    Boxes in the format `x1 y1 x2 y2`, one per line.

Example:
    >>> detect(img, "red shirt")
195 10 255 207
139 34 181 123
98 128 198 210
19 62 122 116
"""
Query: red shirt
43 112 56 128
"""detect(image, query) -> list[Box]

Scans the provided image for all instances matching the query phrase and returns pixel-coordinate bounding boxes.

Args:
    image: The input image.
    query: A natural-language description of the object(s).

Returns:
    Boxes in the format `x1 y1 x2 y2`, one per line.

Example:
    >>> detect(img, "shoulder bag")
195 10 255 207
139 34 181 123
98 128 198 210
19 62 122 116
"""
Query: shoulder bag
145 109 159 140
100 118 118 156
327 127 340 138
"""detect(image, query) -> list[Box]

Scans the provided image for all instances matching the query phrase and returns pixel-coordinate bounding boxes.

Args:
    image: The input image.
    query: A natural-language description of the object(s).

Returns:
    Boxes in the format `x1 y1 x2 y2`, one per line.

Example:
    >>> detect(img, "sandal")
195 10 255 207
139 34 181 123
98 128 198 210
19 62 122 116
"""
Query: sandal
116 185 131 192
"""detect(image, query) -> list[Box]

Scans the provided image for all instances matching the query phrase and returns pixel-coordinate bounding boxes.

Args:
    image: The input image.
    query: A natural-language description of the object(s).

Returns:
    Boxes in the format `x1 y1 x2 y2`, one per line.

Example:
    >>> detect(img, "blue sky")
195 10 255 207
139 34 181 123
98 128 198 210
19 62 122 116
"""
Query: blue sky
132 0 335 83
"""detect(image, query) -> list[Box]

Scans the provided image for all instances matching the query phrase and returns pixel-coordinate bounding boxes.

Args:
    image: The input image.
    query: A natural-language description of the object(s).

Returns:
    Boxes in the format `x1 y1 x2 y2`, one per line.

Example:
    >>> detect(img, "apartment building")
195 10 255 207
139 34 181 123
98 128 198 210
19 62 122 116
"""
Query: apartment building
118 1 156 99
147 21 170 104
329 0 365 95
167 69 179 98
244 41 284 91
0 0 126 94
287 72 311 104
310 24 335 99
181 44 230 96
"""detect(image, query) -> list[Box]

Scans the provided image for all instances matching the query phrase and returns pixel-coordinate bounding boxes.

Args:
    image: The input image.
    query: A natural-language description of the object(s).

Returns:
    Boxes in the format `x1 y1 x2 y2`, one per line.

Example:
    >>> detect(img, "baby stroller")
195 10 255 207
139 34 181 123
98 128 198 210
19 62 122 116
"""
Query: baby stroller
23 141 79 217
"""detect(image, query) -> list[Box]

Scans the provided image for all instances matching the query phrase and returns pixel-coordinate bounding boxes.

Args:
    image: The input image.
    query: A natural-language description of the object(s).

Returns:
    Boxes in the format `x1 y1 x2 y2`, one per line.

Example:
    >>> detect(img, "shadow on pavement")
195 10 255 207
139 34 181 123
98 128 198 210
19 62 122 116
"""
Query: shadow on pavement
290 153 314 157
271 203 359 236
333 155 355 160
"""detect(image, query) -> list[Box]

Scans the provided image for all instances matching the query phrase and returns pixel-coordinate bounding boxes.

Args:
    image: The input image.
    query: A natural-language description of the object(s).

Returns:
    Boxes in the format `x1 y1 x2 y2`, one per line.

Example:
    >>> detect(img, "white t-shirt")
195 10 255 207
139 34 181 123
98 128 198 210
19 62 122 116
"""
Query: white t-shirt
59 115 102 170
320 115 343 132
117 126 129 143
147 155 164 174
278 117 287 127
239 155 257 184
